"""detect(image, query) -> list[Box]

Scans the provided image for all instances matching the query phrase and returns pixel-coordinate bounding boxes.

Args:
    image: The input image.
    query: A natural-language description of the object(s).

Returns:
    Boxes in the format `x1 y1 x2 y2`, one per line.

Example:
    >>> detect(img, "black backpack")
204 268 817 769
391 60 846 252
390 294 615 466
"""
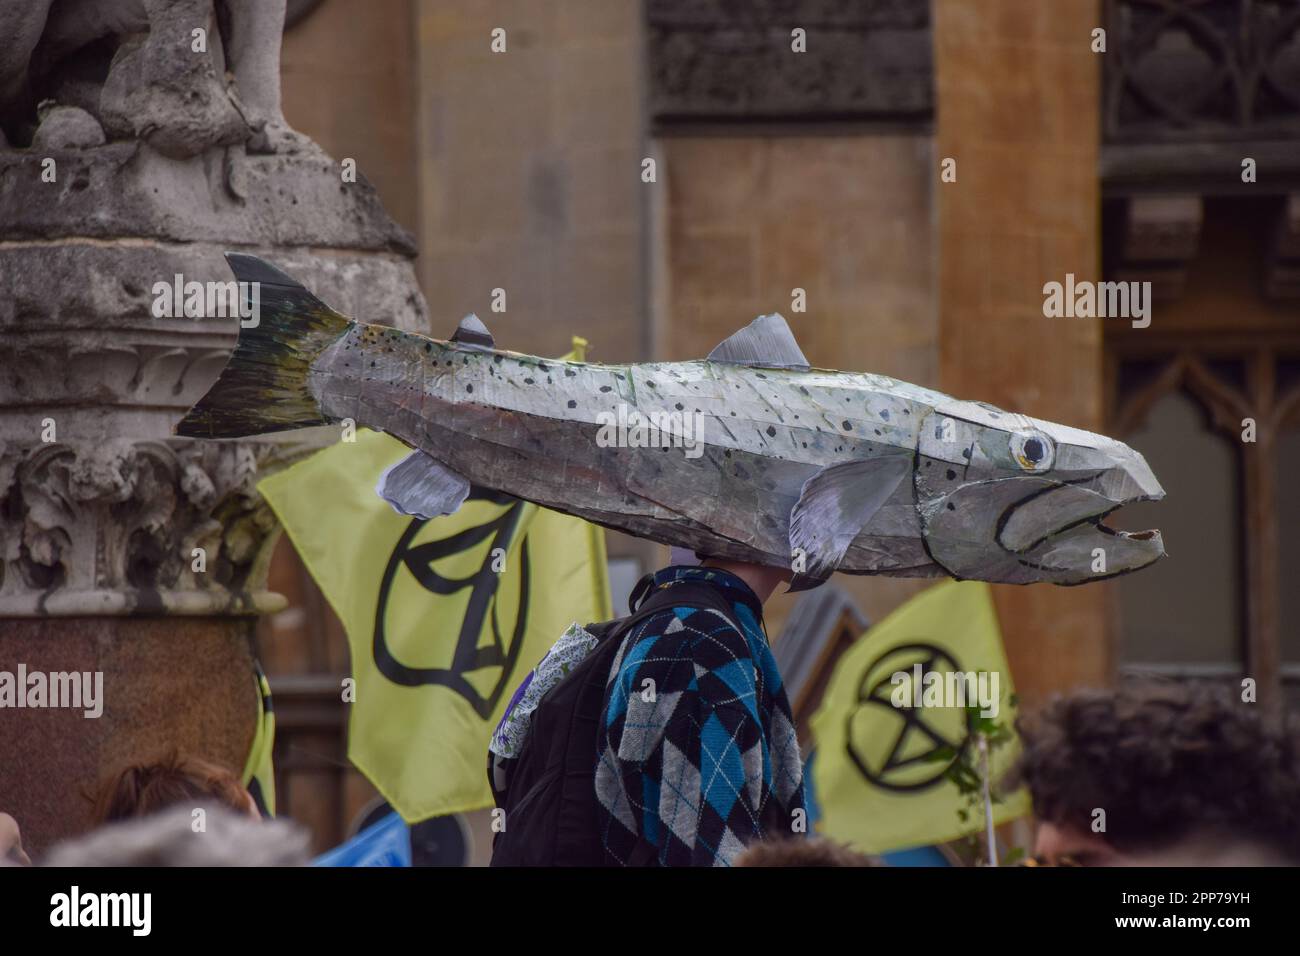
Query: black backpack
487 579 742 867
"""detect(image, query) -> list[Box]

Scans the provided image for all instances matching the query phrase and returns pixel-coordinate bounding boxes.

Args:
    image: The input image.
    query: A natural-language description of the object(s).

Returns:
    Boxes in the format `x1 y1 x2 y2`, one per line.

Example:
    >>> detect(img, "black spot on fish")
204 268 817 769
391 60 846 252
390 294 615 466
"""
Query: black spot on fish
675 403 684 411
424 343 432 353
564 368 575 377
881 409 890 421
466 384 474 393
370 361 376 367
494 355 503 364
962 447 972 460
730 411 737 416
756 373 766 379
874 429 882 436
766 425 776 437
567 399 577 408
842 420 852 431
799 386 809 396
947 503 956 511
538 363 550 372
524 378 535 385
647 381 657 388
801 441 808 448
946 469 956 480
903 408 911 415
600 385 612 393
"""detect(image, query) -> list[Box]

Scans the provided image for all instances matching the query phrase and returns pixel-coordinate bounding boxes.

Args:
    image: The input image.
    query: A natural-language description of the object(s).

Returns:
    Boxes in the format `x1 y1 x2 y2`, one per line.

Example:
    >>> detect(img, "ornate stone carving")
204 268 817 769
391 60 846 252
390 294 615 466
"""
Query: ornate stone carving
0 437 309 616
1102 5 1300 294
0 0 428 619
1104 0 1300 143
1 0 297 157
0 0 409 858
646 0 932 126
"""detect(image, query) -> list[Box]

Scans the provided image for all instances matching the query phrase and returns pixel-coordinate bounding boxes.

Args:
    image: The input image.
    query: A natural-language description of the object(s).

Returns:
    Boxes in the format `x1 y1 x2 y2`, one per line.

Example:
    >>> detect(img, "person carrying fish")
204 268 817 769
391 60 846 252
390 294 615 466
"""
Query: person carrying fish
178 254 1166 866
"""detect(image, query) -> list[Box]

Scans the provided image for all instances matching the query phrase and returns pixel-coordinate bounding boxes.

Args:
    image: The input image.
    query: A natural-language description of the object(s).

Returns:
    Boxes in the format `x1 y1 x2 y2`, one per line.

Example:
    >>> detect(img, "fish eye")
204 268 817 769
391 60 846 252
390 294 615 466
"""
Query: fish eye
1010 431 1053 472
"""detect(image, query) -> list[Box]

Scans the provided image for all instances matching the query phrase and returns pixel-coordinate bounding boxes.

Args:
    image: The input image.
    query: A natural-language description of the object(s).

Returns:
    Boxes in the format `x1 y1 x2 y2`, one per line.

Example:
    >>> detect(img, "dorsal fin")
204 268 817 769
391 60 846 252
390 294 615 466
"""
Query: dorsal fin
706 313 809 370
450 313 494 350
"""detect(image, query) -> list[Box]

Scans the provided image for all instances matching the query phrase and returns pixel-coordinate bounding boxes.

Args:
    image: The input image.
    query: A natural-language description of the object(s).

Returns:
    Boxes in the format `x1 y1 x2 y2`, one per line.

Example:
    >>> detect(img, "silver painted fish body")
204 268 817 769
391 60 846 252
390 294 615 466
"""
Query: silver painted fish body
178 255 1166 587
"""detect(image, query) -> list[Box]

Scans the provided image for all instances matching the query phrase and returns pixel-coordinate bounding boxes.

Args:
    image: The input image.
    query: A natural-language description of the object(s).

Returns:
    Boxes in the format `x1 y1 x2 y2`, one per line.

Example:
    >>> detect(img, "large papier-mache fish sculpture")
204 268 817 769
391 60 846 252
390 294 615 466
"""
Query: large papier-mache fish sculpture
178 254 1166 588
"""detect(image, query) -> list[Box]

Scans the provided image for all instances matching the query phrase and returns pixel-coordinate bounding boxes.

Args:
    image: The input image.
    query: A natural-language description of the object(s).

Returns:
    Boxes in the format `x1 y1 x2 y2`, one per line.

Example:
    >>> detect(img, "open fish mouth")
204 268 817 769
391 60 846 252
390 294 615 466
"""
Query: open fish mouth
922 471 1165 585
999 483 1165 581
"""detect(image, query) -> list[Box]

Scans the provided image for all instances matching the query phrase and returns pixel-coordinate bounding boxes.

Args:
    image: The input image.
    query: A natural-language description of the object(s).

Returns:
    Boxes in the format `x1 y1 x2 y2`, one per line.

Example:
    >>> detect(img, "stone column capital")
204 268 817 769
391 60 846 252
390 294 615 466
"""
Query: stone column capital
0 435 324 617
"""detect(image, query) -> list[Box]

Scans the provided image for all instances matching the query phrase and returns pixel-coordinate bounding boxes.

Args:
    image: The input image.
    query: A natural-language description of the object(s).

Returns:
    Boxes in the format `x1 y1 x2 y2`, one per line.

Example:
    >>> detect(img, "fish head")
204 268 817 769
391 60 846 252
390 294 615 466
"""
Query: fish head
915 401 1165 585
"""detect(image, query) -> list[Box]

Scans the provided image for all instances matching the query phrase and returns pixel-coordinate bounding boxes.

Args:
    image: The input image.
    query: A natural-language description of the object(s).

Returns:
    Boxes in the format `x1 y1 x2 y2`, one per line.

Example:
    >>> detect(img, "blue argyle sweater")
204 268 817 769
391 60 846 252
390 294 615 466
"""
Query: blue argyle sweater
595 567 806 866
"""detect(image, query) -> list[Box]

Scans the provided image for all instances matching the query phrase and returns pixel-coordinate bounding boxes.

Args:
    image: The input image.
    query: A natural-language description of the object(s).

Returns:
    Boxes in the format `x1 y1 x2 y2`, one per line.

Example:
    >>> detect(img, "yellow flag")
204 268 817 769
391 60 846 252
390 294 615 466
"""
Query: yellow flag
258 342 611 822
810 580 1029 854
241 661 276 816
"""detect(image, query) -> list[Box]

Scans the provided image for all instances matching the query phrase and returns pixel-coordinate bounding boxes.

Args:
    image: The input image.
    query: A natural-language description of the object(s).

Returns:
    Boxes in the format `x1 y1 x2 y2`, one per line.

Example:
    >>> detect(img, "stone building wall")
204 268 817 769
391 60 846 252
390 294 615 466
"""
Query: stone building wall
934 0 1109 700
413 0 646 360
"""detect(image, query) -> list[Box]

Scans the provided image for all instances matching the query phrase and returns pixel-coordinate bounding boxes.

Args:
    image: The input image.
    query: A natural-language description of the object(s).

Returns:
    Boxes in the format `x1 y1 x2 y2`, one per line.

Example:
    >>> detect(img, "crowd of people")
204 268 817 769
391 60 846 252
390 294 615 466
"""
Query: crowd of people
3 678 1295 867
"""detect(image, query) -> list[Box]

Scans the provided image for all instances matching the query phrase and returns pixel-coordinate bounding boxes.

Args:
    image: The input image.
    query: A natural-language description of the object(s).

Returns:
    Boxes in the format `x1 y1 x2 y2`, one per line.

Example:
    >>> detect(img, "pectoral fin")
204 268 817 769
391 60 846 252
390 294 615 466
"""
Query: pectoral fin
788 456 912 578
376 449 471 519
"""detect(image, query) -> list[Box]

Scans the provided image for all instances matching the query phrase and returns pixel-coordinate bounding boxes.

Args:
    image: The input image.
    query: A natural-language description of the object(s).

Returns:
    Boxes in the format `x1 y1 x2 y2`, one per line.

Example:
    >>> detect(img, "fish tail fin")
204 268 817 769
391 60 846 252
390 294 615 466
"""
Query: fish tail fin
176 254 353 438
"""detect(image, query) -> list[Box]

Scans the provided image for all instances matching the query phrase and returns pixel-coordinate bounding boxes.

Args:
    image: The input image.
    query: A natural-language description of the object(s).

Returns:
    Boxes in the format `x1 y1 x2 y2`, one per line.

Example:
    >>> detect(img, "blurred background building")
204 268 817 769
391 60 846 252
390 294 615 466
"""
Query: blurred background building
3 0 1296 859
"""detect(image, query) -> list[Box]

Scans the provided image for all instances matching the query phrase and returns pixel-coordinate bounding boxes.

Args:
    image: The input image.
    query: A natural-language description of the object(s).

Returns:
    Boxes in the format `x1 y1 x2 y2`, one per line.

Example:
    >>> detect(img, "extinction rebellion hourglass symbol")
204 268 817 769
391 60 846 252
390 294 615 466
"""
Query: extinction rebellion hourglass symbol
372 488 531 719
845 643 976 792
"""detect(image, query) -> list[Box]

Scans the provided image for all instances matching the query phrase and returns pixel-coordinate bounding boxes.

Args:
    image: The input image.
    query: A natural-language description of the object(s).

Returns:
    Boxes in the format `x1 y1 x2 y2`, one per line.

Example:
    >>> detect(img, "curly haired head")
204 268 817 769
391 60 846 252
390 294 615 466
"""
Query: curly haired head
1011 682 1300 862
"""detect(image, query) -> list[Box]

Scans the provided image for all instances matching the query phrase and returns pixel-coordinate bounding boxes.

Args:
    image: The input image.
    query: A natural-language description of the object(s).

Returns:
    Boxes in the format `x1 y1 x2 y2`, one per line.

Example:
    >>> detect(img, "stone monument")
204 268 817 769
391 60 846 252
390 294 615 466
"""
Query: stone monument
0 0 427 854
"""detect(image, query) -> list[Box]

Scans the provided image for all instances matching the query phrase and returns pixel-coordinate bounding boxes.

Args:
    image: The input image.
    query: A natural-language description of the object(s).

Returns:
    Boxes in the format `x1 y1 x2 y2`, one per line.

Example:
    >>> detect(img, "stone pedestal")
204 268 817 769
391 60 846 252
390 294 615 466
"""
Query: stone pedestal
0 616 259 855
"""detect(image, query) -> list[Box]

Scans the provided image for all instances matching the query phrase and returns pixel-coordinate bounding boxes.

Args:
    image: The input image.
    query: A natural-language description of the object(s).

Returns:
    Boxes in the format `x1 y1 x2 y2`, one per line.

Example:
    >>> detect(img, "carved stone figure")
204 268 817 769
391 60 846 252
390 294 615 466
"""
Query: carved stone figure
0 0 294 155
